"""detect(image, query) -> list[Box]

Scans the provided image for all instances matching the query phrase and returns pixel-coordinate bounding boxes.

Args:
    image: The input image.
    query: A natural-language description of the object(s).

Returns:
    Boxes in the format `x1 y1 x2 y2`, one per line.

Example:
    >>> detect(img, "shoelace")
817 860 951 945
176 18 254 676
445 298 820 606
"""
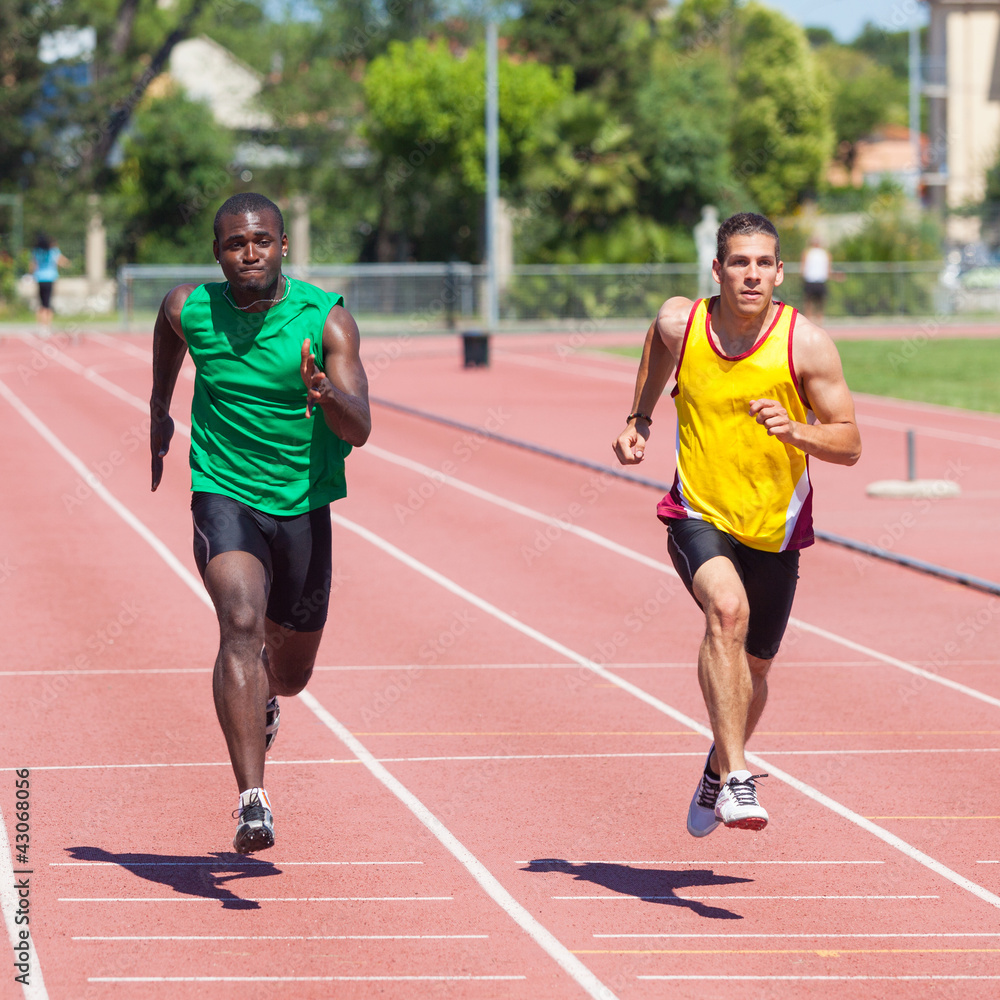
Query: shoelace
232 790 261 820
696 772 721 808
726 773 768 805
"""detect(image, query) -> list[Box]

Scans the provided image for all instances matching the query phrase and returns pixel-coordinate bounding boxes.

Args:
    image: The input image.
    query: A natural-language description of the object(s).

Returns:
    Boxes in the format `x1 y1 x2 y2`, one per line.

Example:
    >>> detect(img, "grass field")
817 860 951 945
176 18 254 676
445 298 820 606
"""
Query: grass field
605 338 1000 414
834 338 1000 414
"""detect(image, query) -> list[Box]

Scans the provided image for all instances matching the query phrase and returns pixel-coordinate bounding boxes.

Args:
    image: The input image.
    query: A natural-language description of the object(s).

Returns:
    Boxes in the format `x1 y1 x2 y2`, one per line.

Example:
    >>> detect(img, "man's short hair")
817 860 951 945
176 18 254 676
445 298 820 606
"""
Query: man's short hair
213 193 284 240
716 212 780 264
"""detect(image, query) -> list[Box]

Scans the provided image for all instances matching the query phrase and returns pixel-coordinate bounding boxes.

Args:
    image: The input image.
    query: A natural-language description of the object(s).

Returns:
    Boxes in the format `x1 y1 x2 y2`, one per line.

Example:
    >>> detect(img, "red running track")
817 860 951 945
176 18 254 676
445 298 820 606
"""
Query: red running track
1 326 999 1000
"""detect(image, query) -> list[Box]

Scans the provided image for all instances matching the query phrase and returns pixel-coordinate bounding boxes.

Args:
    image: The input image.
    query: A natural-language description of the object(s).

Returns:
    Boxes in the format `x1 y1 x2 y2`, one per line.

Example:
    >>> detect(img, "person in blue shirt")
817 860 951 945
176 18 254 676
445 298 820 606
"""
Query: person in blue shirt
30 234 70 330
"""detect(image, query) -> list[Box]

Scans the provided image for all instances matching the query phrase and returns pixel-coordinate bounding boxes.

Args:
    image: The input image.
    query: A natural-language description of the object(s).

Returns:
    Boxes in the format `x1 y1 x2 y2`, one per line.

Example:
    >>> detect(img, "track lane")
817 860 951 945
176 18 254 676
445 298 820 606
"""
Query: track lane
3 330 999 999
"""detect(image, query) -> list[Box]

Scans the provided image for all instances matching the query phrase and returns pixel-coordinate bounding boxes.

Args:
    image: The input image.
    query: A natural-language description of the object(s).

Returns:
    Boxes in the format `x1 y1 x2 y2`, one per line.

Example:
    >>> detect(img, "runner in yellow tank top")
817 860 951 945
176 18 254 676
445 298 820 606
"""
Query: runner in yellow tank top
613 213 861 836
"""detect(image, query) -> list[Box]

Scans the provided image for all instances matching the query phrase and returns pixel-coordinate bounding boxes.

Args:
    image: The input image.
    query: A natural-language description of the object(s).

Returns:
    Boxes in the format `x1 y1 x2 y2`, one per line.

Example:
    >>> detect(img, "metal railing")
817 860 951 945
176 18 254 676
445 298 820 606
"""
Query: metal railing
117 260 957 331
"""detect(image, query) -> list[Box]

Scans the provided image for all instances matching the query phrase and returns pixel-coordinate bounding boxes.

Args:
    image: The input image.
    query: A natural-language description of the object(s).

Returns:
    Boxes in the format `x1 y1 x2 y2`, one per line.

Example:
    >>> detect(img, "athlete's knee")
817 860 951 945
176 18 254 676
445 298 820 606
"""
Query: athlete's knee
704 592 749 639
217 599 266 646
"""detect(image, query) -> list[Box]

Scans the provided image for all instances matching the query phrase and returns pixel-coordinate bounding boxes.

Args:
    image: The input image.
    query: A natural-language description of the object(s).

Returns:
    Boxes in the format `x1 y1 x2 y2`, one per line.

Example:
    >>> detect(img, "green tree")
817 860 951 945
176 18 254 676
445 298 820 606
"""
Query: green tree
816 44 906 171
362 36 571 261
510 0 660 94
632 45 739 225
117 87 235 263
729 3 834 215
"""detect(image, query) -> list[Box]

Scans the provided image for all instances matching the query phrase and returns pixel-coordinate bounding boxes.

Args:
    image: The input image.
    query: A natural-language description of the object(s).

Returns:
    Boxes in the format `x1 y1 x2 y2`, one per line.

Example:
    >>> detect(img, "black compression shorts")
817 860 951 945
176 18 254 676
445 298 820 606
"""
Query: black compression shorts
37 282 53 309
666 517 799 660
191 491 333 632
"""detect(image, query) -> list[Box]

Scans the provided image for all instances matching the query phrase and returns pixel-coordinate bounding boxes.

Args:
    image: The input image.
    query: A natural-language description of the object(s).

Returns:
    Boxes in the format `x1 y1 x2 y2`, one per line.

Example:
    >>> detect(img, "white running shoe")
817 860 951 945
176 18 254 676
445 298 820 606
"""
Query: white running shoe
265 696 280 753
714 771 769 831
687 744 722 838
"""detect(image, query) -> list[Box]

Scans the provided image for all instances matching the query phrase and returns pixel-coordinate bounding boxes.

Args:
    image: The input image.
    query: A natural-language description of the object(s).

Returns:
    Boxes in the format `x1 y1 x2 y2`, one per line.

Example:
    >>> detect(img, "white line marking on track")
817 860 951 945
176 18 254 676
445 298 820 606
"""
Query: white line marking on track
6 746 1000 776
554 895 938 901
301 689 621 1000
90 976 527 982
54 860 420 866
521 860 884 866
0 381 620 1000
60 896 453 903
35 336 1000 708
362 444 1000 711
598 932 1000 939
75 934 488 941
856 412 1000 450
639 975 1000 982
329 511 1000 912
0 807 48 1000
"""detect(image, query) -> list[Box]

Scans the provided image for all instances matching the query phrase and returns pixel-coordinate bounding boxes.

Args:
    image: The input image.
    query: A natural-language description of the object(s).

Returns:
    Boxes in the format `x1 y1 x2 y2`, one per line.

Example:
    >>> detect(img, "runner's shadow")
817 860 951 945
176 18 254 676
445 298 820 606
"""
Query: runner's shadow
522 859 749 920
64 846 280 910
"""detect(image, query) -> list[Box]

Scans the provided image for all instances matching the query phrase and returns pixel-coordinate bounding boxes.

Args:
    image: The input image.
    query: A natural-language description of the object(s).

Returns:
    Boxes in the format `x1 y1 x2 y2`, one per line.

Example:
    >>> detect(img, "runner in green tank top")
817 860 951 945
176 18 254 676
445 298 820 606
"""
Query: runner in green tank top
150 193 371 853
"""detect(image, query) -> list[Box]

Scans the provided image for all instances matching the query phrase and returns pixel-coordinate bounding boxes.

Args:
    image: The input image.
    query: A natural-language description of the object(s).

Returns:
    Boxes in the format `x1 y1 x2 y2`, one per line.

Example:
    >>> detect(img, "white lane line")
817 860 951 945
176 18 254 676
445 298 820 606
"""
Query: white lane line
598 932 1000 939
0 760 361 772
362 444 1000 711
330 512 1000 912
0 807 49 1000
54 860 420 867
6 746 1000 776
301 690 620 1000
18 334 192 436
856 412 1000 450
60 896 452 903
639 976 1000 982
501 352 637 383
521 861 884 866
76 934 488 941
31 337 1000 708
0 379 208 606
549 895 941 903
90 976 526 982
1 381 619 1000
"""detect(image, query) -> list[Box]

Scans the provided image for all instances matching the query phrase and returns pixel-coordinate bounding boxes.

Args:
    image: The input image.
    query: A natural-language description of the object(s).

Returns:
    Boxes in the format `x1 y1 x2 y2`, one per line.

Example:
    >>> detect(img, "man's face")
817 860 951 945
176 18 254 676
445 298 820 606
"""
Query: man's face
214 210 287 294
713 233 783 316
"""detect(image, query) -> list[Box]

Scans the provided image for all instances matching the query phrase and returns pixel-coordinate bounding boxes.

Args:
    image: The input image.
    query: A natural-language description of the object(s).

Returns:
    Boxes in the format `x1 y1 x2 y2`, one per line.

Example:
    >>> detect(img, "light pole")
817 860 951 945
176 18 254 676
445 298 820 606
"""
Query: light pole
484 16 499 331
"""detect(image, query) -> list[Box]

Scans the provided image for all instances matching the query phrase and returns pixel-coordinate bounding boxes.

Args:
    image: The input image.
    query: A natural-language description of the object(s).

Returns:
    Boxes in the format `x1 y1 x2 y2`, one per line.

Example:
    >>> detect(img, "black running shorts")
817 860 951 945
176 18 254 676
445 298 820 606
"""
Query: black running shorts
37 282 53 309
191 491 333 632
666 517 799 660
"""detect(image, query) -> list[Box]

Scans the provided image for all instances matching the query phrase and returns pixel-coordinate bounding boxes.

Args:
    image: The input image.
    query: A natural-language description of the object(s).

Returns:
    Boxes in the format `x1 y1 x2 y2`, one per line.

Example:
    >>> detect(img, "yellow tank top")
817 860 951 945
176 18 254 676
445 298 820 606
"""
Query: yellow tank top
657 296 814 551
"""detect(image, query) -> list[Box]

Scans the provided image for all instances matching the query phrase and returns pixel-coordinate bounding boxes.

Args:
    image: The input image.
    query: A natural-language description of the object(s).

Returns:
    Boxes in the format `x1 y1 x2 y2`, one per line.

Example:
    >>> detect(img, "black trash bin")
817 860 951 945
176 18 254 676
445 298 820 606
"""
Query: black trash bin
461 330 490 368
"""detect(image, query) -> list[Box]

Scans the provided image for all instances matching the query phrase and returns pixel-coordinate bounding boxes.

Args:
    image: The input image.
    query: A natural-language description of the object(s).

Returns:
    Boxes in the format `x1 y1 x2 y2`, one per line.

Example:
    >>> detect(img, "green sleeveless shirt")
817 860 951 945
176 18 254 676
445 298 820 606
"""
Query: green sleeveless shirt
180 278 352 515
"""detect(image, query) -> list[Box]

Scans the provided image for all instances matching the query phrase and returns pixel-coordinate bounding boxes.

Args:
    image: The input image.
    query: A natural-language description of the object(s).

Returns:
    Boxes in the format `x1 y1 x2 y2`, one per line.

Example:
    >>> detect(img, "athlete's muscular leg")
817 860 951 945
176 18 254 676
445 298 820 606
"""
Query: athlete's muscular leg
203 551 270 793
692 556 763 782
262 622 322 697
707 652 772 778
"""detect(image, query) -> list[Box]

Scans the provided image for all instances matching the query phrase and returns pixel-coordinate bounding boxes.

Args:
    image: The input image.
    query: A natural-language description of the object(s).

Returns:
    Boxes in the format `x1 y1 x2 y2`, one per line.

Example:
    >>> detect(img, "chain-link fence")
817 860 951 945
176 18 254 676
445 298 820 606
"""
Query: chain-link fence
117 260 961 331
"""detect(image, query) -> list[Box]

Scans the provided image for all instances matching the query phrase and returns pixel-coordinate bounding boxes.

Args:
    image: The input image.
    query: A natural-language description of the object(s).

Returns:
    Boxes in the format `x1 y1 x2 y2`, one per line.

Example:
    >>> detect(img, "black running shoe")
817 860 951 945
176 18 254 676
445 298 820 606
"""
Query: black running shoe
233 788 274 854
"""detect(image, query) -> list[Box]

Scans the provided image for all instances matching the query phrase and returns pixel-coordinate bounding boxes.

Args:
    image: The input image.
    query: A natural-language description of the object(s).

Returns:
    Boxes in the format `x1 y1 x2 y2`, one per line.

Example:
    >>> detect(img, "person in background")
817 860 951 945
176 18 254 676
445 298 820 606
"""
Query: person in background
30 234 70 332
800 237 832 324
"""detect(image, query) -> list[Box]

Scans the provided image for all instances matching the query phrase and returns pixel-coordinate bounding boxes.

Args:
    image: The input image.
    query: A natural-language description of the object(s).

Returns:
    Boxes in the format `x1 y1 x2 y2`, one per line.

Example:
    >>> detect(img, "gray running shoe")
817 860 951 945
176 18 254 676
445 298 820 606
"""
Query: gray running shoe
233 788 274 854
687 744 722 838
265 696 280 753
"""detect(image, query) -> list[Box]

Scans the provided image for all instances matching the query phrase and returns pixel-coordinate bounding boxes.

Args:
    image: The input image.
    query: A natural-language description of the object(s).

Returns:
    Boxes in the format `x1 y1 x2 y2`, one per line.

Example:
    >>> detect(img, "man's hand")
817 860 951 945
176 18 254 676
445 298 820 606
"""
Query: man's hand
300 338 330 418
150 412 175 491
749 398 795 444
613 421 650 465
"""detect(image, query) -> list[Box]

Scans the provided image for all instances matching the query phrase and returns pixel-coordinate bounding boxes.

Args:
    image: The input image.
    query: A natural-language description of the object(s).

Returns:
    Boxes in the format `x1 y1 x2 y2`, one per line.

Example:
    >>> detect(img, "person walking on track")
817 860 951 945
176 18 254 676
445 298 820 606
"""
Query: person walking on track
149 193 371 853
612 212 861 836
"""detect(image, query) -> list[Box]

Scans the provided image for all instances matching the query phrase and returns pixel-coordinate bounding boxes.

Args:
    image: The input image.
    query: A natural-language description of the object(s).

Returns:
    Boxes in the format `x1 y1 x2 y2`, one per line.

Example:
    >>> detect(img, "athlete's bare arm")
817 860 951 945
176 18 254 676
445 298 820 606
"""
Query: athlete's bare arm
299 304 371 447
613 296 692 465
150 283 195 491
749 314 861 466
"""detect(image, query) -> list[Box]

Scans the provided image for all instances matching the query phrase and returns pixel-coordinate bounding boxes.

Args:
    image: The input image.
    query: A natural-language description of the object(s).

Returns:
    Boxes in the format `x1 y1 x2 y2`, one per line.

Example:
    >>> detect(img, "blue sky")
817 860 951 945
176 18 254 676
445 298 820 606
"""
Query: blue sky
763 0 927 42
